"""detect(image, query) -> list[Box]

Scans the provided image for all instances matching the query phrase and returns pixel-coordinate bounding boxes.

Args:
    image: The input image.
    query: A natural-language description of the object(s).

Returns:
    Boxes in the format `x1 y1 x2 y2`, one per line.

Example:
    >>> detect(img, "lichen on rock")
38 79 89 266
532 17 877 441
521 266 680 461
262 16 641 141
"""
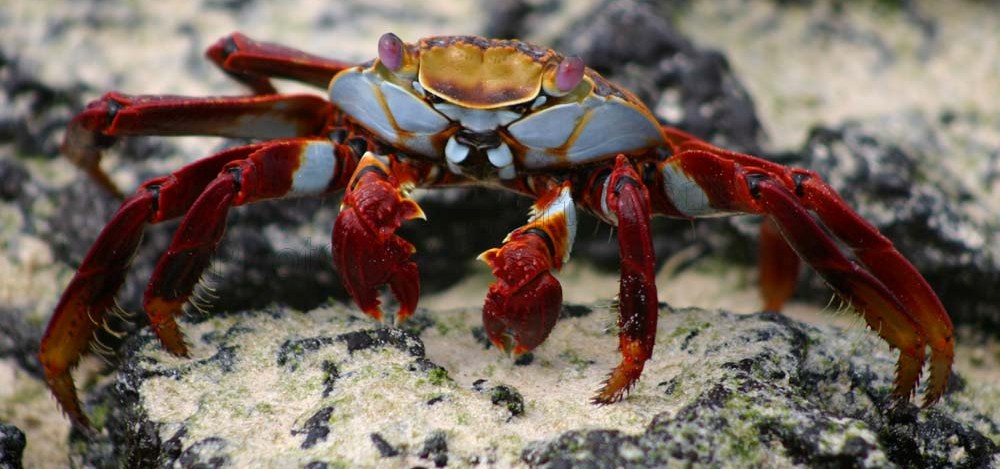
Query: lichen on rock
72 303 998 468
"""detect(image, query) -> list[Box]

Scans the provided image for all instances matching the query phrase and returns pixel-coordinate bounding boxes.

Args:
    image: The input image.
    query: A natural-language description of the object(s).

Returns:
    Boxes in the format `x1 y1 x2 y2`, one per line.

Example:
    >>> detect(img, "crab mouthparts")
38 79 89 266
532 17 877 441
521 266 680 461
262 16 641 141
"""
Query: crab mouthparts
445 129 515 180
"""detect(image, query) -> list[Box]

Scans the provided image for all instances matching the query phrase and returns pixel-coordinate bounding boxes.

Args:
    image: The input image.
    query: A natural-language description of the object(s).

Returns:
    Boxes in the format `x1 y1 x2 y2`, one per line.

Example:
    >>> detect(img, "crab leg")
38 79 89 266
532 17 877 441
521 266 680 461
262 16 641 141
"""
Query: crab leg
795 173 954 405
42 143 265 428
332 153 426 324
63 92 333 196
583 156 660 404
206 32 353 94
650 138 953 405
144 139 356 355
479 182 576 356
758 218 802 311
42 138 358 427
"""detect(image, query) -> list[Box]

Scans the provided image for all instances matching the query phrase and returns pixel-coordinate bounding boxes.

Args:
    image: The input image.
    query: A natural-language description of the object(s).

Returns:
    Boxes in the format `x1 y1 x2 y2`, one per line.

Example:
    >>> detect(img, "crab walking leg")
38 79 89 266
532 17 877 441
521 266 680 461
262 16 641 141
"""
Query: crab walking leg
206 32 353 94
62 92 333 196
144 139 355 355
40 143 273 428
758 218 802 312
332 153 426 324
479 182 577 356
587 156 660 404
795 175 954 406
654 147 952 404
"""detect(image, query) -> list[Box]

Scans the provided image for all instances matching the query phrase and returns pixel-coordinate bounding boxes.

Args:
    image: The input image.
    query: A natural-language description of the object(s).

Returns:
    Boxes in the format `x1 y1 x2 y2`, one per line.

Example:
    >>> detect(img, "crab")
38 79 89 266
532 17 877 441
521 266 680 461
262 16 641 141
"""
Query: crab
41 32 955 428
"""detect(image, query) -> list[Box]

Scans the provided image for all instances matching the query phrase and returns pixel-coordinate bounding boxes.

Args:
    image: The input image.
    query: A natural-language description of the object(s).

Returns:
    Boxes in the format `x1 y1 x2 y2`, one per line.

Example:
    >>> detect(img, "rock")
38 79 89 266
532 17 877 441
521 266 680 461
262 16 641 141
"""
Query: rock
0 423 25 469
73 304 999 467
554 0 765 155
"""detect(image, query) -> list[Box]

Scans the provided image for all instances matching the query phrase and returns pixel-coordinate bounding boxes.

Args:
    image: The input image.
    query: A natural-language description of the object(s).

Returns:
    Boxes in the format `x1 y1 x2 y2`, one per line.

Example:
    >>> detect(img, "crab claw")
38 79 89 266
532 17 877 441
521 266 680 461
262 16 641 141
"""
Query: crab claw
332 153 424 324
480 184 575 356
480 236 563 355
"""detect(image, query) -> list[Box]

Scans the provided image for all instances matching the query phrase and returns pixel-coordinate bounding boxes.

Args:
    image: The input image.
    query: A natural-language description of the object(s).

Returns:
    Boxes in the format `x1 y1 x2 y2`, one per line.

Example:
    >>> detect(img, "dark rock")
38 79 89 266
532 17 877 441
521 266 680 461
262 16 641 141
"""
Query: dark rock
0 158 27 201
320 360 339 398
161 427 188 465
178 437 230 468
292 407 333 449
418 431 449 468
471 326 492 349
513 353 534 366
553 0 764 154
471 380 525 420
277 337 335 371
400 186 529 293
426 395 445 406
559 303 593 319
336 328 425 357
0 423 25 469
370 432 400 457
485 0 531 38
489 384 525 420
0 308 44 380
0 50 85 158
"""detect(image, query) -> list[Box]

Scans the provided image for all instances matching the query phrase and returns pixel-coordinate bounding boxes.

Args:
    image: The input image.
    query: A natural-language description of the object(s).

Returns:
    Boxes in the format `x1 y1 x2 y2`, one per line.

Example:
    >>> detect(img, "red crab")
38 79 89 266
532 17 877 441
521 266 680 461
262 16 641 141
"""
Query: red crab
41 32 955 428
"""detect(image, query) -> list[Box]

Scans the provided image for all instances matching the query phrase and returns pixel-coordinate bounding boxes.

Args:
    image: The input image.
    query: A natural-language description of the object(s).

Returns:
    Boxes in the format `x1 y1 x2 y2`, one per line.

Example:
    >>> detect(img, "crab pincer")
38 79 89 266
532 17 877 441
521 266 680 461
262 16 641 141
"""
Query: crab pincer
479 184 576 355
333 153 424 324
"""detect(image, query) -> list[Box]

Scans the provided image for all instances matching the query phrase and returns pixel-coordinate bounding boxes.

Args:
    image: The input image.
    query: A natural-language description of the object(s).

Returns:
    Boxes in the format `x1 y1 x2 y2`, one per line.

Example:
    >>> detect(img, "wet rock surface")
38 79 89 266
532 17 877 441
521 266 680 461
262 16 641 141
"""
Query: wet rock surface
0 423 25 469
71 304 999 468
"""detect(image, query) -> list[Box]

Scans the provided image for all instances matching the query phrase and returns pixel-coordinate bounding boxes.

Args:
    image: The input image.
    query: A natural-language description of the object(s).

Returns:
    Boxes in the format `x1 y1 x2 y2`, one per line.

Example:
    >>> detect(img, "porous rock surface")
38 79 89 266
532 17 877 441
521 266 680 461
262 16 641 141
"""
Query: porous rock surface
0 423 26 469
73 304 999 468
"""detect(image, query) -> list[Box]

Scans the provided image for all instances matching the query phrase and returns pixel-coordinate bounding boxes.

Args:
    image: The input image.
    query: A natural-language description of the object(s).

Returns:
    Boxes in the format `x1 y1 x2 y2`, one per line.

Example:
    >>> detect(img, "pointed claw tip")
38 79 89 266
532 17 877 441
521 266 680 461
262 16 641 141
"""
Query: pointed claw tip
511 344 531 357
488 333 516 356
393 309 414 327
363 306 384 323
477 249 498 266
401 199 426 221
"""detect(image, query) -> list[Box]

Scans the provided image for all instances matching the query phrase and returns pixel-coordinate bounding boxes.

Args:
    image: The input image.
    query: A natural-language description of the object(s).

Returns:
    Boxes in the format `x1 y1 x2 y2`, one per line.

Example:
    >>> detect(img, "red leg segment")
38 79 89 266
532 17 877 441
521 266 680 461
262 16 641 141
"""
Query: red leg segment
650 142 954 406
479 182 576 356
41 138 355 428
796 174 954 405
332 154 425 324
40 144 263 428
206 32 353 93
62 92 333 196
585 156 660 404
759 217 801 311
144 139 355 355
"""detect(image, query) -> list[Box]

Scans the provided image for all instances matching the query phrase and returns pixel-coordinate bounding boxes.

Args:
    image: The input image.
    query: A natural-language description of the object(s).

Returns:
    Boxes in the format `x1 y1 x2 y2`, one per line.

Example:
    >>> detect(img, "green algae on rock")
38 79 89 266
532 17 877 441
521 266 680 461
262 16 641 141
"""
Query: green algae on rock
72 304 998 468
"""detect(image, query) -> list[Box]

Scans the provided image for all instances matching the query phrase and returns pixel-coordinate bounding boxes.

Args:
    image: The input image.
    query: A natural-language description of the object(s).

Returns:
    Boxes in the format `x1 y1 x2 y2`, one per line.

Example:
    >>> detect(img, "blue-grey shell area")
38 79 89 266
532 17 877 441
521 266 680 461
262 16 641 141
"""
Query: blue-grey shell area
327 39 666 172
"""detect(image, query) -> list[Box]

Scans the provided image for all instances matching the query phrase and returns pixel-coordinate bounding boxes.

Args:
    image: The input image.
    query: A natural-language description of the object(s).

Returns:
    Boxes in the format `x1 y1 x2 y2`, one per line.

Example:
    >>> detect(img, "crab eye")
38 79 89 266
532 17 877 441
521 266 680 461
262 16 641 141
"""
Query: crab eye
542 56 586 97
556 56 584 92
378 32 404 71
